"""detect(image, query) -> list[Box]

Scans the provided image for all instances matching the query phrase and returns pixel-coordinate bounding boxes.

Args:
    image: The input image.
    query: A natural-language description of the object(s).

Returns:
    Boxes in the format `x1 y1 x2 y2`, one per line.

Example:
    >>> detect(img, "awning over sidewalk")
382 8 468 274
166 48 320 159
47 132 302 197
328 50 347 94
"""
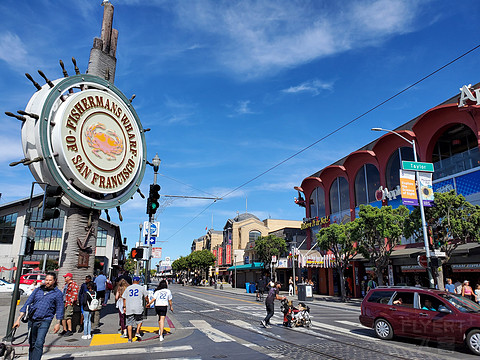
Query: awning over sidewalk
227 262 263 271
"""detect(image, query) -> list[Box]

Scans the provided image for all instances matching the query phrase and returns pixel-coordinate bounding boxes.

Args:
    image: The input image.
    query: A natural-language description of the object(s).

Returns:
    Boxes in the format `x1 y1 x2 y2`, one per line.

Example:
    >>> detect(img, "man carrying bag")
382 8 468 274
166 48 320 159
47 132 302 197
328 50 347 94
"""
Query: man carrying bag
13 272 64 360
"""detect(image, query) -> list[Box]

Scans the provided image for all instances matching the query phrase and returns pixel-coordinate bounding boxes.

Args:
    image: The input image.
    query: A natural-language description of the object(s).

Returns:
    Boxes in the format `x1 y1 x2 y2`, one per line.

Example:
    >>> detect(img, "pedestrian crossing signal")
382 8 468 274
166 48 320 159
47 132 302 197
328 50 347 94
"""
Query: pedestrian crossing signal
131 248 143 260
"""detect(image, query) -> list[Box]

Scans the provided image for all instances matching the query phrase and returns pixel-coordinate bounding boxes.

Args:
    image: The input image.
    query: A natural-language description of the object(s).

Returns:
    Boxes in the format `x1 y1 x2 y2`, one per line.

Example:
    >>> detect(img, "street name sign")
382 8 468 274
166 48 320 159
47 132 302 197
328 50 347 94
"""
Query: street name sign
402 161 434 172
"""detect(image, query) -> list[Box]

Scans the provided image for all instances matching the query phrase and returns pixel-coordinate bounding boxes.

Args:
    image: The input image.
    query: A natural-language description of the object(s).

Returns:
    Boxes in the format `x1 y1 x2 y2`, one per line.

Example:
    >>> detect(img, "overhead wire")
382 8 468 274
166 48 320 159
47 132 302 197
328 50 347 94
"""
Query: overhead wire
164 42 480 241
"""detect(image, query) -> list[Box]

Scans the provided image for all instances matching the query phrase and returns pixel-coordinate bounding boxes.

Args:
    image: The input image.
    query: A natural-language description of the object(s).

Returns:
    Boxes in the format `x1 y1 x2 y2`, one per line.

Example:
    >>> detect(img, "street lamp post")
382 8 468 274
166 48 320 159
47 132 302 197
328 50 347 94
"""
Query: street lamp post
234 254 237 289
372 128 435 288
137 223 143 276
146 154 161 285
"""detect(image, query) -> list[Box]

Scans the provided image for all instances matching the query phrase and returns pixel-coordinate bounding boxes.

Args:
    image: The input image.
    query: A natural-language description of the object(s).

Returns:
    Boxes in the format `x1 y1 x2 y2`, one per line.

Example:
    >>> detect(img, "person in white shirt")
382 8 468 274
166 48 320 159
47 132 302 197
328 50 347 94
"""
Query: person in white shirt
146 279 173 341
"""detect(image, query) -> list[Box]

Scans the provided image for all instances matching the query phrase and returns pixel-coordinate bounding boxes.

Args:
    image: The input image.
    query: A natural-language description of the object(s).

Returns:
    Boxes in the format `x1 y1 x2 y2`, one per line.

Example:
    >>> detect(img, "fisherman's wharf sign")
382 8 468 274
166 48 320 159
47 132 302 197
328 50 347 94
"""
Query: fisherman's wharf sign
21 74 146 209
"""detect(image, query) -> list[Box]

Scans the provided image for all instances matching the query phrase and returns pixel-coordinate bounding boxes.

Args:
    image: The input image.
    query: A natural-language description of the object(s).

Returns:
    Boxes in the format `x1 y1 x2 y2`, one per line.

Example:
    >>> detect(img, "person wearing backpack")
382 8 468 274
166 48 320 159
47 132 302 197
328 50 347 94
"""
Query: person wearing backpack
82 282 98 340
366 276 377 292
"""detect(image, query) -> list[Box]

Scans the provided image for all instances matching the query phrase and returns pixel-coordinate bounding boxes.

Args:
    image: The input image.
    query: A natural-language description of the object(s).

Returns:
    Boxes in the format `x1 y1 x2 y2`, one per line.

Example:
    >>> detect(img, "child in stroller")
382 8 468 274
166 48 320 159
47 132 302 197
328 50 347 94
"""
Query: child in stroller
281 299 311 328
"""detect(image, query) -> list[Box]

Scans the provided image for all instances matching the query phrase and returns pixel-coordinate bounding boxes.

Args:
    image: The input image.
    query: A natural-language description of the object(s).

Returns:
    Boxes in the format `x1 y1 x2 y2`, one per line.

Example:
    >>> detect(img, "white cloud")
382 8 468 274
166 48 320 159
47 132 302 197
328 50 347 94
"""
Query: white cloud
171 0 426 78
282 79 333 96
234 100 254 115
0 32 29 69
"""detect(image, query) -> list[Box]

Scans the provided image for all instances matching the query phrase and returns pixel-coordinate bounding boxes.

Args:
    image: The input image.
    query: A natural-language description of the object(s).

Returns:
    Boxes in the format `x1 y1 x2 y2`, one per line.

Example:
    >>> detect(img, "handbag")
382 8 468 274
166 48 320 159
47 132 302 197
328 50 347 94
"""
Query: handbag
20 305 34 323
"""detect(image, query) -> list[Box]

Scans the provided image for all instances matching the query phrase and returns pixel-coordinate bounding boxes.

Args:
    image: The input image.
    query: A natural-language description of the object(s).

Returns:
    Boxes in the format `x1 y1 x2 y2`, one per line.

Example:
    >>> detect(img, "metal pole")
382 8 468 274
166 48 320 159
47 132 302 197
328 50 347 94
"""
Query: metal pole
412 140 435 288
4 182 36 341
42 253 48 272
292 246 296 295
234 255 237 289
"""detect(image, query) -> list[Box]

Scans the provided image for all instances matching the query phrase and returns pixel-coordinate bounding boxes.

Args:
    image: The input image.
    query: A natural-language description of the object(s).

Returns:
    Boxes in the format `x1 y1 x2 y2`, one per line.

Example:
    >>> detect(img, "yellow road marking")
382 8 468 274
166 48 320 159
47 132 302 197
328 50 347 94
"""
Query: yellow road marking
89 327 170 346
184 288 263 305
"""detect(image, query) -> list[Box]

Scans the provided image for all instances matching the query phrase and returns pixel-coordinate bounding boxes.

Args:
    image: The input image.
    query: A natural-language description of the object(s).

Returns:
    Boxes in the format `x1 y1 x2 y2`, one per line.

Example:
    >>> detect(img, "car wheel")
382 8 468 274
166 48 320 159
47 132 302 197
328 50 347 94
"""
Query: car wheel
374 318 393 340
467 330 480 355
305 319 311 328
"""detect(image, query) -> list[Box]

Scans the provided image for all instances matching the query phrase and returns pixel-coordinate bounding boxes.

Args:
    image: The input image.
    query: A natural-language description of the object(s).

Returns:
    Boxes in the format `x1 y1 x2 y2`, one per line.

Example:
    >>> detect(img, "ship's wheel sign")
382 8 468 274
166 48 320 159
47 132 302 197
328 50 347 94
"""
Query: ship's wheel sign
21 74 146 210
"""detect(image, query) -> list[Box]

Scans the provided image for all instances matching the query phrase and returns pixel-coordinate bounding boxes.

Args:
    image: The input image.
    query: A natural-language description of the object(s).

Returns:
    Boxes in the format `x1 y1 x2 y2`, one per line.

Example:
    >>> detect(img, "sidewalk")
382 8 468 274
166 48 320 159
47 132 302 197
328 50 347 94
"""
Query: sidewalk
0 294 177 357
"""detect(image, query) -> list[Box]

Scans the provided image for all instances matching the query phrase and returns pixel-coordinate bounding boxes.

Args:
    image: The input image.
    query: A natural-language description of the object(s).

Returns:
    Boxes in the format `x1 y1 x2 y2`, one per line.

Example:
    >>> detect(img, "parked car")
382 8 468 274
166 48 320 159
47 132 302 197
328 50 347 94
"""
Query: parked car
359 286 480 355
19 273 46 285
0 279 24 295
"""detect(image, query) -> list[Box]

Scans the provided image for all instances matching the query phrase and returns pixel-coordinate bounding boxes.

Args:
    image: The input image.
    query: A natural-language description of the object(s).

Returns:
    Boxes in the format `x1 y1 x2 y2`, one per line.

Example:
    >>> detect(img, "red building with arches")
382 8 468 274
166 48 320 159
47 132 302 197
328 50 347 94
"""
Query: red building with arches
296 83 480 297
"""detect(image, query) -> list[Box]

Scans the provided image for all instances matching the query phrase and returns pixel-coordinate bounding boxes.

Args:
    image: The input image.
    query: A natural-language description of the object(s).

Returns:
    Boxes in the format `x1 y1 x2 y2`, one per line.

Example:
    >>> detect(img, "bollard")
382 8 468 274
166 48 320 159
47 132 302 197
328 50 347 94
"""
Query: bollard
220 284 223 290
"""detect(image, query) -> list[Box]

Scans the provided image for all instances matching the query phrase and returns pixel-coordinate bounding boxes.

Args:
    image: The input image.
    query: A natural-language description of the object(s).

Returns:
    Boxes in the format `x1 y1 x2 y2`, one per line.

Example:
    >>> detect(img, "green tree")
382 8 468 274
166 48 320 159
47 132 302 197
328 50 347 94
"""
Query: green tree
123 254 136 275
356 204 409 286
317 222 358 302
188 250 216 274
254 235 287 276
405 190 480 290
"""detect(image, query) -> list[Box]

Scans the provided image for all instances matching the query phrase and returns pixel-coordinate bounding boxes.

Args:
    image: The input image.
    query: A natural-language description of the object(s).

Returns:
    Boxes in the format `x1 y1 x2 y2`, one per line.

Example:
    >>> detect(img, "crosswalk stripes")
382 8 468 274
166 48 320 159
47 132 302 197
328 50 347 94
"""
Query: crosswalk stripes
335 320 365 328
189 320 236 342
190 319 285 358
311 321 380 341
35 345 194 359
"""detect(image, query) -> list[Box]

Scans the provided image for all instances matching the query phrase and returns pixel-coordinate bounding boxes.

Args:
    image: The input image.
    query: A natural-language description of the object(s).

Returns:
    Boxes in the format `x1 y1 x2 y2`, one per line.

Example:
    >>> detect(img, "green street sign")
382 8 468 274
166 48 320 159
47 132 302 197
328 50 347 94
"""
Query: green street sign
402 161 434 172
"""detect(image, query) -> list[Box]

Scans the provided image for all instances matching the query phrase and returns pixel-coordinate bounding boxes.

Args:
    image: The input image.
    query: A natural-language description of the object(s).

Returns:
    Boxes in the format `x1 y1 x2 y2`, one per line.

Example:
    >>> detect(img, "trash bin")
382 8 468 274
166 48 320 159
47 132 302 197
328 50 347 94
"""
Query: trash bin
297 284 314 301
245 282 250 293
249 283 256 293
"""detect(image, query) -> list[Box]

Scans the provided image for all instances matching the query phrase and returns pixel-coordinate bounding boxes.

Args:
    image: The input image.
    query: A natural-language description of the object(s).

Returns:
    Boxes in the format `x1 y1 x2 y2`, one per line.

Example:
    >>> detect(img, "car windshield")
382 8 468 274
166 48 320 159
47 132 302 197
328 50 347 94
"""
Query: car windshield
439 293 480 313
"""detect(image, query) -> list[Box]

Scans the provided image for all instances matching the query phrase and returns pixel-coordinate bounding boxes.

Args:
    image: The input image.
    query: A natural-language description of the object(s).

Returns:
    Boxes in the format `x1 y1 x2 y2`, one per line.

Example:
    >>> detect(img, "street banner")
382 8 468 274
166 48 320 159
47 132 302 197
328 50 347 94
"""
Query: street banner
226 244 232 265
151 247 162 258
399 169 418 205
418 172 434 206
218 247 223 266
212 249 217 265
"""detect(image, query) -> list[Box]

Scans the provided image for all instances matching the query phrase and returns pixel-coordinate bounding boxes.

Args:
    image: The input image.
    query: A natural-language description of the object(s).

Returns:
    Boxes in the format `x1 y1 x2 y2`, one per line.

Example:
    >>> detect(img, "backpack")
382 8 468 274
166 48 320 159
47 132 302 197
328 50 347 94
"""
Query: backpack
88 292 100 311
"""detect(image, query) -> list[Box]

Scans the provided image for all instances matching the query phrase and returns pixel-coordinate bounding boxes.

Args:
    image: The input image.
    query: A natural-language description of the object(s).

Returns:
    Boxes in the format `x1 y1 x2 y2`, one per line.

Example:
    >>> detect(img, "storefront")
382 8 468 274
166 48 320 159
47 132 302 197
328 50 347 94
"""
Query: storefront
296 81 480 294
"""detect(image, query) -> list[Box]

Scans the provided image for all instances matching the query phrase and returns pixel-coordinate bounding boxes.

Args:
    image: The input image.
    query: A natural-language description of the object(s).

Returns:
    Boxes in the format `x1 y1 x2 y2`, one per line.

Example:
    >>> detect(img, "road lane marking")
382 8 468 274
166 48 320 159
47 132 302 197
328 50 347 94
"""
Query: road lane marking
227 319 283 339
183 288 262 305
311 322 380 341
37 345 194 359
335 320 364 328
190 320 236 342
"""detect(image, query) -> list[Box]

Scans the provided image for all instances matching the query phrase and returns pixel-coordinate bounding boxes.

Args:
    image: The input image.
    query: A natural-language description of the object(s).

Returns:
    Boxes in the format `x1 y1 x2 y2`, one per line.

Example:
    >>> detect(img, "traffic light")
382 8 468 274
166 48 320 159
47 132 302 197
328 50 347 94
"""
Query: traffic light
41 185 62 221
131 247 144 260
25 237 35 256
146 184 160 216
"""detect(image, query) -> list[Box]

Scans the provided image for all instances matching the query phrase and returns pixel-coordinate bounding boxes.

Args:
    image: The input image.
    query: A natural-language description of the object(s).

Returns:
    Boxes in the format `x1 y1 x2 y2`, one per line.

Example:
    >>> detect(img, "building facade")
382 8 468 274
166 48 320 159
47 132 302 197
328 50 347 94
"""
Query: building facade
0 195 127 280
296 82 480 297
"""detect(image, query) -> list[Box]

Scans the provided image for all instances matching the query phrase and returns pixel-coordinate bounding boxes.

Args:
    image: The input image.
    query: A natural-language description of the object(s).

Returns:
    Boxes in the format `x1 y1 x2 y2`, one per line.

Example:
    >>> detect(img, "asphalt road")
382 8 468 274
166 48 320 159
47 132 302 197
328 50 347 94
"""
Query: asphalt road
35 284 478 360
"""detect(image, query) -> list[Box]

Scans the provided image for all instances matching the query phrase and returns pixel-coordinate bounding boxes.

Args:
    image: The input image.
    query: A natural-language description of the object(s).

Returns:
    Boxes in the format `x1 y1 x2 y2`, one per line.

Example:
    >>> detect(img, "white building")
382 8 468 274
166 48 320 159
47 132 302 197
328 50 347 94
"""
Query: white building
0 194 127 279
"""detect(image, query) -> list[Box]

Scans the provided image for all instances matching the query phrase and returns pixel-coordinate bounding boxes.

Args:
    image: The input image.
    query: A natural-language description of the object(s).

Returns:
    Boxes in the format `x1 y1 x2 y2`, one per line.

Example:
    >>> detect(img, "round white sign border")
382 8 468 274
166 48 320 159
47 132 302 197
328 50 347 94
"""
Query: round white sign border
38 74 147 210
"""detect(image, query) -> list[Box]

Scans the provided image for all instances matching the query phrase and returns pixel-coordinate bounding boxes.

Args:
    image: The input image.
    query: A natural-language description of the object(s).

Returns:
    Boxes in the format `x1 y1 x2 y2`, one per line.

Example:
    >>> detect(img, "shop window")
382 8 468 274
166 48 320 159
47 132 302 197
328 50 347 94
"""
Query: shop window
355 164 380 206
431 124 480 180
97 227 108 247
30 207 64 251
386 147 415 190
309 187 326 218
0 212 17 244
330 177 349 214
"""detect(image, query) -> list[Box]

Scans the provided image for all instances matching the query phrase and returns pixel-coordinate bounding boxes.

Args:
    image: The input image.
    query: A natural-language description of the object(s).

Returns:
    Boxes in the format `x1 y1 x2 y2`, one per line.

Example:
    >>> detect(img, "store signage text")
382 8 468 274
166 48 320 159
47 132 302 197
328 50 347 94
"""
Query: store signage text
375 185 401 201
301 216 329 230
458 85 480 107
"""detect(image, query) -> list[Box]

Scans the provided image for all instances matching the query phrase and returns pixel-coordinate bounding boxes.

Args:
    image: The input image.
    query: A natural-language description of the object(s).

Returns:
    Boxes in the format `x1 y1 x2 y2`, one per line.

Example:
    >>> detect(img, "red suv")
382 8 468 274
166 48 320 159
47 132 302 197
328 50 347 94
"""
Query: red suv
19 273 46 285
359 286 480 355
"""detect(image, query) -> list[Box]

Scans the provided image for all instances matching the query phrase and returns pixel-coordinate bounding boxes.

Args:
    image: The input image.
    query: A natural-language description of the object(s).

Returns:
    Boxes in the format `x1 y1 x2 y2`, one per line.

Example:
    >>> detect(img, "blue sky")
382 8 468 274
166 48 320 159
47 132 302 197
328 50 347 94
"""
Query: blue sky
1 0 480 262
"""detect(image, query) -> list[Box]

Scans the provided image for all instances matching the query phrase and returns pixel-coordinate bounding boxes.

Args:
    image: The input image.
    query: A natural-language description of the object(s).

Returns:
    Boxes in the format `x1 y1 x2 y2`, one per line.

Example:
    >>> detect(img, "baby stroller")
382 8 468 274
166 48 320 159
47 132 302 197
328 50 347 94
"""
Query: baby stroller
281 299 311 328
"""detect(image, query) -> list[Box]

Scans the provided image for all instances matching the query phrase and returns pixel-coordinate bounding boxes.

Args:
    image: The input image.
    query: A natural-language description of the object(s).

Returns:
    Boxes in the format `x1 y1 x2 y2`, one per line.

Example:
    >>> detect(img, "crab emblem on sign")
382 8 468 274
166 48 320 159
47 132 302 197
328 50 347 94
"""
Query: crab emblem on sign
85 123 124 160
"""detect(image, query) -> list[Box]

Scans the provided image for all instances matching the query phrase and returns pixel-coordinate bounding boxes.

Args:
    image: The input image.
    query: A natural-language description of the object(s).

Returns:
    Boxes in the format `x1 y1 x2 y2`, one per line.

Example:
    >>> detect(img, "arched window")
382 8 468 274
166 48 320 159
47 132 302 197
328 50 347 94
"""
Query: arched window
309 187 326 218
386 147 414 190
355 164 381 206
431 124 480 180
249 230 261 242
329 177 350 214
